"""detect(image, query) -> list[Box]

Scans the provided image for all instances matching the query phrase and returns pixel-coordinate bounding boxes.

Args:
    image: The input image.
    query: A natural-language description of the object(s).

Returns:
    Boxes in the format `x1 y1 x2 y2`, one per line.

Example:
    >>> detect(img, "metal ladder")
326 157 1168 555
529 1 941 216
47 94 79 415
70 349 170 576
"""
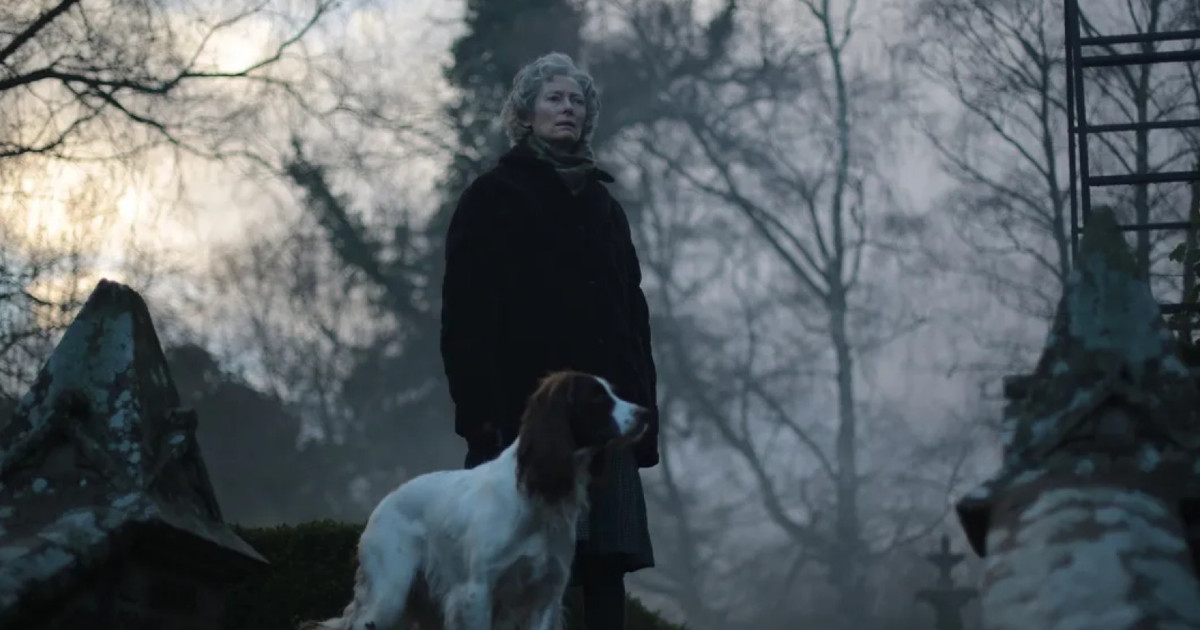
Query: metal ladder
1065 0 1200 320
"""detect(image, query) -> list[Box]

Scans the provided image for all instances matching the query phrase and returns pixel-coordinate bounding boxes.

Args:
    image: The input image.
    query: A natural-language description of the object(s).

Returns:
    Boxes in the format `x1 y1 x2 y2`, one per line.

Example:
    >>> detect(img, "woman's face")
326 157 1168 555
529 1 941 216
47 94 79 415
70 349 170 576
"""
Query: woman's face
529 75 586 150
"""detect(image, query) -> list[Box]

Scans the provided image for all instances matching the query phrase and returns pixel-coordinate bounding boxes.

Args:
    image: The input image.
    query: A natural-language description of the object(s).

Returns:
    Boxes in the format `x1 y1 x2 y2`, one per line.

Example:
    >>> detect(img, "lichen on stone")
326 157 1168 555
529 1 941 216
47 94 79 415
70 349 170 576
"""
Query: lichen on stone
1010 208 1200 463
0 281 268 628
0 546 27 563
0 545 75 610
966 485 990 500
984 487 1200 629
111 492 139 510
1137 446 1161 472
959 209 1200 629
1010 469 1044 486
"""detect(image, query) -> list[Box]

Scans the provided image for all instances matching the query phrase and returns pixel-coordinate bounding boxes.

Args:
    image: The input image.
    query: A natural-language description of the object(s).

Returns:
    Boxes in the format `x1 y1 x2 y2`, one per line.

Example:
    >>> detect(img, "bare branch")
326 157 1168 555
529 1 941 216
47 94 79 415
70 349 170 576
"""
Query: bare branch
0 0 81 65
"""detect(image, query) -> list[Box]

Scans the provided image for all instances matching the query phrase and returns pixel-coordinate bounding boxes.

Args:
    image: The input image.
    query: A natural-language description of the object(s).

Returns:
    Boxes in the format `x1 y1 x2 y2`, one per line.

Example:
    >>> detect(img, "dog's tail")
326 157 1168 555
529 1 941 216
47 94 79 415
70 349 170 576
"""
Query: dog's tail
295 564 366 630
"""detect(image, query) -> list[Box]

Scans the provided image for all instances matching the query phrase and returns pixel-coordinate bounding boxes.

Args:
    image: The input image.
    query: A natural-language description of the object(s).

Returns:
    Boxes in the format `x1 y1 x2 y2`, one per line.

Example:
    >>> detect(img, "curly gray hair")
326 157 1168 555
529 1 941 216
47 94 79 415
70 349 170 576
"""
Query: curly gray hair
501 52 601 146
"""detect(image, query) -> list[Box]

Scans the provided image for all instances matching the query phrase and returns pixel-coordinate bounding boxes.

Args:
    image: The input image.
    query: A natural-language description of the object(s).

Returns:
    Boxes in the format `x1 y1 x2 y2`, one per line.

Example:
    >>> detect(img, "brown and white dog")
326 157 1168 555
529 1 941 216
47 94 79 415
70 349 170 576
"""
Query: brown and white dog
298 370 649 630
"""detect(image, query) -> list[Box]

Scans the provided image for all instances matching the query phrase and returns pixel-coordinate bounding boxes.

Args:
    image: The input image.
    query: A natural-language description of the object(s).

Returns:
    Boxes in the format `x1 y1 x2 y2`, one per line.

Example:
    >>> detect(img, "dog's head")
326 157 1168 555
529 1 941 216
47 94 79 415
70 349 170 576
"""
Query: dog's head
515 370 648 502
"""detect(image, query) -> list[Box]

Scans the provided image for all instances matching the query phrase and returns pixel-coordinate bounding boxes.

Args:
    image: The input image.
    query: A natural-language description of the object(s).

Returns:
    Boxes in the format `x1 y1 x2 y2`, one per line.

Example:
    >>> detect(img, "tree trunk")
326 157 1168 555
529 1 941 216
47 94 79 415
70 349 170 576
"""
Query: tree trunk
829 282 865 630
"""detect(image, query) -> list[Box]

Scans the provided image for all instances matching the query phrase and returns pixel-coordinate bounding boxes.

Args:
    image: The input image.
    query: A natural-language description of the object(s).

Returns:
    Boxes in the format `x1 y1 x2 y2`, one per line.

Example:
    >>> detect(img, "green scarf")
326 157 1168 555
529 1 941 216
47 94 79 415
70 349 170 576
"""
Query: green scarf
525 134 598 195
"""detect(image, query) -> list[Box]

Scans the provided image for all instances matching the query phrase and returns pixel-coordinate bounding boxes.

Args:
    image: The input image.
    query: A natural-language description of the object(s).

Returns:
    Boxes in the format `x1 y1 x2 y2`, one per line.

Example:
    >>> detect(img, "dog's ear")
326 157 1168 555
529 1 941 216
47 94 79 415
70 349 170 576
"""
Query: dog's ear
516 373 578 502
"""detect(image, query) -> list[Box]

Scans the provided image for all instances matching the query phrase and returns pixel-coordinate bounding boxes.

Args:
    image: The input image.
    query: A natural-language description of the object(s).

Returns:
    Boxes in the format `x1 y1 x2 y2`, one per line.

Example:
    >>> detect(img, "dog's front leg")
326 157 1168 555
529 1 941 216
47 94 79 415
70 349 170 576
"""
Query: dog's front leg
527 599 564 630
444 581 492 630
526 580 568 630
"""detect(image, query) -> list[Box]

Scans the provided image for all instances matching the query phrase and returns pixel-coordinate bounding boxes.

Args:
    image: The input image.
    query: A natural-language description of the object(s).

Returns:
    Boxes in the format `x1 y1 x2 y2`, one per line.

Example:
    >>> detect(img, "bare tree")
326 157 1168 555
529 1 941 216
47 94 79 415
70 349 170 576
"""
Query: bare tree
613 147 755 630
0 173 114 407
595 0 960 628
905 0 1073 324
1079 0 1200 285
906 0 1199 320
0 0 335 167
196 198 463 519
0 0 343 420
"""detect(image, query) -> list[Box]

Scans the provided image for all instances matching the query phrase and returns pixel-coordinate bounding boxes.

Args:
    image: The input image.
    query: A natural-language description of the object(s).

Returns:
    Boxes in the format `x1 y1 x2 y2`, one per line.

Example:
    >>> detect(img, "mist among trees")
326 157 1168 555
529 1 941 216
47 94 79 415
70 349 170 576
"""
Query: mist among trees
2 0 1197 628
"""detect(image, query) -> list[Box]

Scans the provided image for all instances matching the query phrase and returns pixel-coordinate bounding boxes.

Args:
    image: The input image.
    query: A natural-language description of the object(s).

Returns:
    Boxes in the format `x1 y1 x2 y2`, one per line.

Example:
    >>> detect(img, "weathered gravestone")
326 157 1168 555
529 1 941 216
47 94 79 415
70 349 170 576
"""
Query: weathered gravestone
955 209 1200 629
0 279 267 630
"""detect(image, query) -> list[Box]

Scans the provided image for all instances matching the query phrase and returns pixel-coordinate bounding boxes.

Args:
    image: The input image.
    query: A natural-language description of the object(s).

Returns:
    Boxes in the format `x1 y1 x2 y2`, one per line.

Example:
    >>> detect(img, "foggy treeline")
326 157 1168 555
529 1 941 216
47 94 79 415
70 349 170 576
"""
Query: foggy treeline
2 0 1198 629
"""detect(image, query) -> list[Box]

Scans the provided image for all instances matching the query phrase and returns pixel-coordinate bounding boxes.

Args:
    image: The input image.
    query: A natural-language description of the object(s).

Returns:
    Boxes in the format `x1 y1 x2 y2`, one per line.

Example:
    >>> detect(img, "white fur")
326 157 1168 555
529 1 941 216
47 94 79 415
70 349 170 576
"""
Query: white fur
597 377 643 439
300 375 645 630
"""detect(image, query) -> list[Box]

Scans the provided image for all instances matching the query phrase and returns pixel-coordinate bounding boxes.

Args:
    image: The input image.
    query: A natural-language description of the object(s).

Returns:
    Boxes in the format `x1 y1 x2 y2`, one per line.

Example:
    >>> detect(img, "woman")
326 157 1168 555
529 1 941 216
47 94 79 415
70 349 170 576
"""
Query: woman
439 51 659 630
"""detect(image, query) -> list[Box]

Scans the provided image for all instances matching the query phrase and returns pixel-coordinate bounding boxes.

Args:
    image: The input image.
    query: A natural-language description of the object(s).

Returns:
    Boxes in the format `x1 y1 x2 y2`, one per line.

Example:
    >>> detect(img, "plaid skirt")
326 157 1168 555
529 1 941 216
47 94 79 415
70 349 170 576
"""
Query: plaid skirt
574 446 655 575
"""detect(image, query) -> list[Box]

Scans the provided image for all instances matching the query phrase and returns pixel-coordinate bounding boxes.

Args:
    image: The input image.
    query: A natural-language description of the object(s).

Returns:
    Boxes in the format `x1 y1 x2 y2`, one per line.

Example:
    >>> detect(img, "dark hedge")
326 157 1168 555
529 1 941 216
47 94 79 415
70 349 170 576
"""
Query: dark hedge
224 520 686 630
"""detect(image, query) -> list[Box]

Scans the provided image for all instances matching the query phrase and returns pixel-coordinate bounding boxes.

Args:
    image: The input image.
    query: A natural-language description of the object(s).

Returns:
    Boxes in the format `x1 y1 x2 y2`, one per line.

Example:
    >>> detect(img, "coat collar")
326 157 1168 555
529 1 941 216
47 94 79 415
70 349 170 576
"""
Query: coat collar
499 142 616 184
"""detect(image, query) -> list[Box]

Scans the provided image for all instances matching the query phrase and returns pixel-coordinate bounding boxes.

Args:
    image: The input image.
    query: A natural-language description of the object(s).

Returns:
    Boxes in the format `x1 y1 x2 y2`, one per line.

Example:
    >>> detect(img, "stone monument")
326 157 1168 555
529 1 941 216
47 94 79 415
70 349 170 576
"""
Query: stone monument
0 280 268 630
955 209 1200 629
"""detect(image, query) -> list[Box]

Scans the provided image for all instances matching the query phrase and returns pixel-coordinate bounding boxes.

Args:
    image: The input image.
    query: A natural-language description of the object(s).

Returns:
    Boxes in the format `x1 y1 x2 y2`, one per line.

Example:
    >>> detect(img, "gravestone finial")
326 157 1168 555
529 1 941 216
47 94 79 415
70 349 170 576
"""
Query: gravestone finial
959 209 1199 555
954 209 1200 630
1006 207 1198 463
0 279 215 506
0 280 265 627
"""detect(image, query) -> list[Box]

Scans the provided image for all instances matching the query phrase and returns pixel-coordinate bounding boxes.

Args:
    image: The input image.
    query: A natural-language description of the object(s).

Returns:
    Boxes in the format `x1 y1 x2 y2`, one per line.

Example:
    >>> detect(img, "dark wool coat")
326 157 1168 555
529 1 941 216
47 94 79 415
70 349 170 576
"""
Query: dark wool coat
439 142 658 572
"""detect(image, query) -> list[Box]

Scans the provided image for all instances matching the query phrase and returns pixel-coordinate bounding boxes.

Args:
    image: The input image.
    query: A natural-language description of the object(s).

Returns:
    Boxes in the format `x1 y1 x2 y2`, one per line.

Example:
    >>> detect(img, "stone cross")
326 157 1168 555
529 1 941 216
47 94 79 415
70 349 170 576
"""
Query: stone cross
914 534 977 630
955 208 1200 629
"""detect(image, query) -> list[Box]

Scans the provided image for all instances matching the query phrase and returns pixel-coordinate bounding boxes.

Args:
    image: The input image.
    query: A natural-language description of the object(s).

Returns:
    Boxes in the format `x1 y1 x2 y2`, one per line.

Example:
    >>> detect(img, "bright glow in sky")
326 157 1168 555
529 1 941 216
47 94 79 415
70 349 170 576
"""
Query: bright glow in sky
192 15 277 74
5 0 463 283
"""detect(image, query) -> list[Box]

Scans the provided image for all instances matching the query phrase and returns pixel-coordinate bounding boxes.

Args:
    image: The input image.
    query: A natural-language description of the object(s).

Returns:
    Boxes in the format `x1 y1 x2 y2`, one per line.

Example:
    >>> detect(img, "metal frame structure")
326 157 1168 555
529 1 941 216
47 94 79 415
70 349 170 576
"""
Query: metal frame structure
1064 0 1200 316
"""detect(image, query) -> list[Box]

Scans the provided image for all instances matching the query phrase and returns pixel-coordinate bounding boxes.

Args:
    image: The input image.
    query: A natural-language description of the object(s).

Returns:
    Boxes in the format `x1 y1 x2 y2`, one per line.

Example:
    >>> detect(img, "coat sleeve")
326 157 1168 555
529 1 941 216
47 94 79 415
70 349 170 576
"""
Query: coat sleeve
614 202 661 469
440 181 505 446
